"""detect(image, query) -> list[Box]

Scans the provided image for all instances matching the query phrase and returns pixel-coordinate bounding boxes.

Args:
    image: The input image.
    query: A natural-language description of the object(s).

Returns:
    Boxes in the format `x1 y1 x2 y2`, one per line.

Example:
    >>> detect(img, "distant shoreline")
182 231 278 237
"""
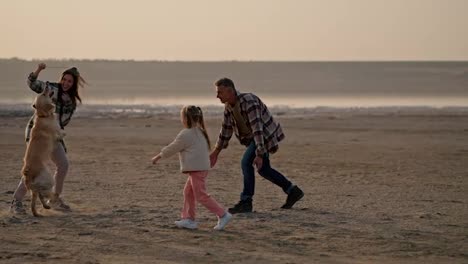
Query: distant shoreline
3 59 467 112
2 103 468 119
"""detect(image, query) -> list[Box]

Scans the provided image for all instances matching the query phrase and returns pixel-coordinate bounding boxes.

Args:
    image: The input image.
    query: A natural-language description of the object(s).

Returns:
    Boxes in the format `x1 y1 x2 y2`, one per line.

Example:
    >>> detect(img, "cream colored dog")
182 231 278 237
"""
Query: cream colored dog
21 86 65 217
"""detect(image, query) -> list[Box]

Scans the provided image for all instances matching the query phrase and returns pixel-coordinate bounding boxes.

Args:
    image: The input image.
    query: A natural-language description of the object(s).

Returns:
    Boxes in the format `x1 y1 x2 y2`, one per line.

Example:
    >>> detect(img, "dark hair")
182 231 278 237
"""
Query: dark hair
61 67 87 105
214 77 235 90
181 105 211 149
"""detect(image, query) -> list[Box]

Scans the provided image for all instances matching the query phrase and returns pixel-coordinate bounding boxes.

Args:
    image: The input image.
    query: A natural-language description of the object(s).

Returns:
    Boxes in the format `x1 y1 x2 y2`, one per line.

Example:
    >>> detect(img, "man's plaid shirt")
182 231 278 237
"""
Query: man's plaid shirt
215 92 285 156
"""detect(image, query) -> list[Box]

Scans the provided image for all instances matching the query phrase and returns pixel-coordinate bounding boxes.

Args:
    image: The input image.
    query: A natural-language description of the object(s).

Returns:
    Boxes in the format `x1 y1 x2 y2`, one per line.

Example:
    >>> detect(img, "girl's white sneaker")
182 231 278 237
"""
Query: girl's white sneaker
214 212 233 231
175 219 198 229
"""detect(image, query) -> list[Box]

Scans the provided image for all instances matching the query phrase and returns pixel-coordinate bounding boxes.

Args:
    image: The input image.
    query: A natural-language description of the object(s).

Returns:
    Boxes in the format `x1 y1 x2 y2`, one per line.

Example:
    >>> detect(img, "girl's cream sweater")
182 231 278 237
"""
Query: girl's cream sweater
159 127 211 172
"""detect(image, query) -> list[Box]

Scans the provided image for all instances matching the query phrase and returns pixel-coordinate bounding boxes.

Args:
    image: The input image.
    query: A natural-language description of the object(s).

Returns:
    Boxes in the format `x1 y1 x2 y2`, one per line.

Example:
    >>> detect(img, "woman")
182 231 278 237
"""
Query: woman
10 62 86 213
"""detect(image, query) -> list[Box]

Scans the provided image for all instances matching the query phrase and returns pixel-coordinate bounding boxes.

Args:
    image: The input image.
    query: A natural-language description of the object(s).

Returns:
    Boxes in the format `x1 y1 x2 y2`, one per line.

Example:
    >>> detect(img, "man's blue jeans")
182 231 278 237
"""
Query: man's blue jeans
240 141 293 201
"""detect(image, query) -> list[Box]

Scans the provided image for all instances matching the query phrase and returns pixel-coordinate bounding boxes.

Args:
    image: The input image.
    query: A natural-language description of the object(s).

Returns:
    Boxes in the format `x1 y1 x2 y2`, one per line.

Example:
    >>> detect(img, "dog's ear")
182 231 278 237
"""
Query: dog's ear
47 103 55 112
43 85 50 95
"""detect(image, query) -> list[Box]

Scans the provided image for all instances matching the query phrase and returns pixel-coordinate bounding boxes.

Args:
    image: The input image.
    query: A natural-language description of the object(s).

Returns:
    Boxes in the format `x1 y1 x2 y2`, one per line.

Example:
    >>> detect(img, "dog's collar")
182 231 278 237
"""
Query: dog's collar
36 113 53 118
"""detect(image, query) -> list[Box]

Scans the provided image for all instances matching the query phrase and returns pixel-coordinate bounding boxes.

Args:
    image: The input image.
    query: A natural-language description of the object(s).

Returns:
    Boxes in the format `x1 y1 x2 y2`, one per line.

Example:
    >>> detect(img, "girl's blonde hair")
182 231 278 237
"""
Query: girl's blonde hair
181 105 211 149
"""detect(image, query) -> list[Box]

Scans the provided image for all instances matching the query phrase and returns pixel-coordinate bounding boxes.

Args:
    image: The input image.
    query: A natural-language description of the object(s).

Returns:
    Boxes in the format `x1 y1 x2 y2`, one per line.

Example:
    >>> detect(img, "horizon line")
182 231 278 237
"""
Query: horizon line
1 57 468 63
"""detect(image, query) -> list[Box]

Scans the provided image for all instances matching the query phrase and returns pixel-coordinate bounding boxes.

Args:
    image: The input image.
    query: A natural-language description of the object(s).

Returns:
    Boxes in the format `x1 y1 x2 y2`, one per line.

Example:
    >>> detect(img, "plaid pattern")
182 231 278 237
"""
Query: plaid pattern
215 92 285 156
25 73 76 143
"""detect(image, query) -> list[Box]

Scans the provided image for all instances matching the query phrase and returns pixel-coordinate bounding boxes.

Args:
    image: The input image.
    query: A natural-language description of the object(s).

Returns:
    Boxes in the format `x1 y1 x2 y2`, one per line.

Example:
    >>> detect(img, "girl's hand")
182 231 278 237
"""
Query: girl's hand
209 149 220 168
152 154 162 165
38 63 46 71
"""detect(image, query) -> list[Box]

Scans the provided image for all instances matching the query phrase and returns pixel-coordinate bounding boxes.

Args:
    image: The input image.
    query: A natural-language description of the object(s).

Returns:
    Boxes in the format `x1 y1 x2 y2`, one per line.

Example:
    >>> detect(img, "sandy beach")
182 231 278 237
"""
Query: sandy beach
1 113 467 264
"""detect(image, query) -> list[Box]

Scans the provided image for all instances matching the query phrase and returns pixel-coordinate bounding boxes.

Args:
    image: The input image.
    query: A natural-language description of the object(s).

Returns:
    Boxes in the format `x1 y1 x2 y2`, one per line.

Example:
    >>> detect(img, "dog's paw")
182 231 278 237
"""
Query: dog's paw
32 212 43 217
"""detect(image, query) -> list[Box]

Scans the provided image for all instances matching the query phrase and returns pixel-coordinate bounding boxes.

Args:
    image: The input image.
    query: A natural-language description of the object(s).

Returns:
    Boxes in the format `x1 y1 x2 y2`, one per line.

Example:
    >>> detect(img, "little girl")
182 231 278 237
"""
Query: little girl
152 105 232 230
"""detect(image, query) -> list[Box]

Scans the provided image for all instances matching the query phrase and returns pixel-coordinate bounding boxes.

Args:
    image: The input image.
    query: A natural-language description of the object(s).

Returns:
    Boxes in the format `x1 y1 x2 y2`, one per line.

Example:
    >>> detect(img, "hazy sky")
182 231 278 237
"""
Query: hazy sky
2 0 467 61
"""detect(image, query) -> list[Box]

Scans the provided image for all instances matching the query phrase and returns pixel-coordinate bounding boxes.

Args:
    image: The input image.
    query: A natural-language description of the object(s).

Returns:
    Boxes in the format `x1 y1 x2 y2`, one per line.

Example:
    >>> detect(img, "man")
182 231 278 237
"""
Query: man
210 77 304 214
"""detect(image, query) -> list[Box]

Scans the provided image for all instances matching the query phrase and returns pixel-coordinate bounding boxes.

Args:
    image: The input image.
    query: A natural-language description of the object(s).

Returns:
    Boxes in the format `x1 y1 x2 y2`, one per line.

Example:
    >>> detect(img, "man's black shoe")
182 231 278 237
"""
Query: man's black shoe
281 186 304 209
228 199 253 214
